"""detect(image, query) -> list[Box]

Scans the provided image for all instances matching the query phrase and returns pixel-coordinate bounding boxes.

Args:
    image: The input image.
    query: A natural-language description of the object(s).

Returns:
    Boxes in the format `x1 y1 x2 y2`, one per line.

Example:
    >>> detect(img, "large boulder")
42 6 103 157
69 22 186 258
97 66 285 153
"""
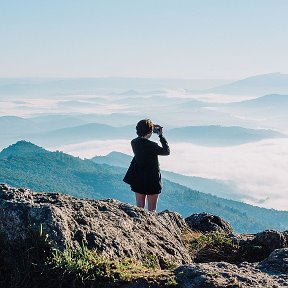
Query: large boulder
253 230 288 251
258 248 288 274
185 212 233 234
236 230 288 262
0 184 192 266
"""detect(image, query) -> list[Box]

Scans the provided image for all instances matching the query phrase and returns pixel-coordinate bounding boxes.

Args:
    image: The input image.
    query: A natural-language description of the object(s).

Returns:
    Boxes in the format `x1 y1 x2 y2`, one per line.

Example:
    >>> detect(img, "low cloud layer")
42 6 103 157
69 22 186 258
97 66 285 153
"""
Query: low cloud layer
161 139 288 210
2 91 287 211
0 97 129 117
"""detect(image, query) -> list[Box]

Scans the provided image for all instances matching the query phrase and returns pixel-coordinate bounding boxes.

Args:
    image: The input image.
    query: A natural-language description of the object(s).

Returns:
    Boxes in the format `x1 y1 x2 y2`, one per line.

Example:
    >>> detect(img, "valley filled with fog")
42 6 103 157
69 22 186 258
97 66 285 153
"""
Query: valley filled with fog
1 74 288 210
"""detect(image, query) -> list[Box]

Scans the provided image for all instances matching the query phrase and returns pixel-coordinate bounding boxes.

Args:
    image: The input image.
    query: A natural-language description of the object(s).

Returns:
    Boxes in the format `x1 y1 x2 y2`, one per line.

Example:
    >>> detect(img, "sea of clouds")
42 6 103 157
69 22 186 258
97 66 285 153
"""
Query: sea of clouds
52 137 288 211
1 89 287 210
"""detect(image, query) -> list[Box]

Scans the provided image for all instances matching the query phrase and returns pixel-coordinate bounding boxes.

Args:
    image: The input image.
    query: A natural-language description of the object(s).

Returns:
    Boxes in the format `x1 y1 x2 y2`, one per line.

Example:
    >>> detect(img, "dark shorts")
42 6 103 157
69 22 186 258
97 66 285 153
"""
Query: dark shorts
131 185 161 195
123 160 162 195
130 171 162 195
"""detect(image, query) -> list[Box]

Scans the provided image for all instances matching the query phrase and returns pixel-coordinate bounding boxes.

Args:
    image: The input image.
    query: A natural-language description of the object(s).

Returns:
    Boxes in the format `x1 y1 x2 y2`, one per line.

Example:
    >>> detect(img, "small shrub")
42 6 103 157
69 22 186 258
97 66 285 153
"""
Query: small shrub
186 231 240 263
142 253 159 270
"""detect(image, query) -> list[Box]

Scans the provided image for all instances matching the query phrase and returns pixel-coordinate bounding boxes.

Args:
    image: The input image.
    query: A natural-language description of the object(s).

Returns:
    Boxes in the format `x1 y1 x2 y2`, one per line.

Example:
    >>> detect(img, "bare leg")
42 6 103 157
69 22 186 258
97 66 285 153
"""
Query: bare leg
147 194 159 212
135 192 146 208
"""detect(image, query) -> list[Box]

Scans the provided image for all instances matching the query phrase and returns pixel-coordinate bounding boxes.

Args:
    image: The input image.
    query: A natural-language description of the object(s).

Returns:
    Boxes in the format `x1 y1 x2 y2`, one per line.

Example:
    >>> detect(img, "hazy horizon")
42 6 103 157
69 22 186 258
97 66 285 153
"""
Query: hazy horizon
1 1 288 78
1 75 288 211
1 1 287 211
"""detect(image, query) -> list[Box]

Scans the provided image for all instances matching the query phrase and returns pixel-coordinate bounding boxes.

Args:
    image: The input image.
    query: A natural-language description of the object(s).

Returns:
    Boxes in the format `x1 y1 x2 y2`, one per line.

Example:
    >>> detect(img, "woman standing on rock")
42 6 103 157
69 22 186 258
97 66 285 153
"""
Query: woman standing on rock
123 119 170 212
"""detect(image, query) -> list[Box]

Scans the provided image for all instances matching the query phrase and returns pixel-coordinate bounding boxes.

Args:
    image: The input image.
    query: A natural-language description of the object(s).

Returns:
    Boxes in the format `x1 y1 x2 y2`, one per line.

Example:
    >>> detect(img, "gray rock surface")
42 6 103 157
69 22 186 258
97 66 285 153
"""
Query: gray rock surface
1 183 288 287
0 183 192 266
231 230 288 263
185 212 233 234
258 248 288 274
175 261 288 288
253 230 288 251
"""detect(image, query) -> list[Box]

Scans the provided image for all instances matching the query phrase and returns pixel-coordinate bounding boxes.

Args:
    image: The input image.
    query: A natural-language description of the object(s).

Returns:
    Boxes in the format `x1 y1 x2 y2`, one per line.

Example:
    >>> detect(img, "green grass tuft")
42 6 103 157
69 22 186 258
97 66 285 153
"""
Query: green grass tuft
0 226 178 288
182 231 240 263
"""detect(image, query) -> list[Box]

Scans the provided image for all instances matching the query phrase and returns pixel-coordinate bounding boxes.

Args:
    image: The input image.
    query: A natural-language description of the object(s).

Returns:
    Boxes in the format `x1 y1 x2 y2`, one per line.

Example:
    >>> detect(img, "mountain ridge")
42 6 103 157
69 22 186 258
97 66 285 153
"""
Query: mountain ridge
226 93 288 108
166 125 286 145
0 140 47 158
2 117 285 148
207 73 288 96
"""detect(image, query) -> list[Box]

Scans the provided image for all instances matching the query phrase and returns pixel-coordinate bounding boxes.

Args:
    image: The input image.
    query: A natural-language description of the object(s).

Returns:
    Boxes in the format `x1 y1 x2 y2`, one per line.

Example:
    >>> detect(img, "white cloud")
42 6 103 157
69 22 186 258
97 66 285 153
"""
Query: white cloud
160 139 288 210
2 91 287 211
0 96 129 117
50 139 132 159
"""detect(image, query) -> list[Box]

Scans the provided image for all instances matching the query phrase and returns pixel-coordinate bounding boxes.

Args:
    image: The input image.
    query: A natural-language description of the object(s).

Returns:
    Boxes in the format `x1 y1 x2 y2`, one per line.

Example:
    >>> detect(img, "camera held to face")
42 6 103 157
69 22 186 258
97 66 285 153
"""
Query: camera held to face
153 125 163 134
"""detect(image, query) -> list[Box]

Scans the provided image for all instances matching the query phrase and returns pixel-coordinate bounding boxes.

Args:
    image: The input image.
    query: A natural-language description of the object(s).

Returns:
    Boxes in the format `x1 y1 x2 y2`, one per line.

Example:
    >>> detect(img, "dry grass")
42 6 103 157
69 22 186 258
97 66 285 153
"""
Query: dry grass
181 228 203 244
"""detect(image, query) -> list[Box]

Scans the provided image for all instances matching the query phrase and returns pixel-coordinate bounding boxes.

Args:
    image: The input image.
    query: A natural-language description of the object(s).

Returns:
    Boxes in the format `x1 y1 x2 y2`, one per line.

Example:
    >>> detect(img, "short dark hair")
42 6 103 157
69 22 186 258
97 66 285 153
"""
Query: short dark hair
136 119 153 137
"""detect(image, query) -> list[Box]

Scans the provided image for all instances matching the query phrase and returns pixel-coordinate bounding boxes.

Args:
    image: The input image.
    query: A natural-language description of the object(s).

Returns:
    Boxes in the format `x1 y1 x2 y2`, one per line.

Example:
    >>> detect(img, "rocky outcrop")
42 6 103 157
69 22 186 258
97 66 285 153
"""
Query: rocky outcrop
0 183 191 266
253 230 288 251
175 248 288 288
1 183 288 288
185 212 233 234
258 248 288 274
175 260 288 288
229 230 288 263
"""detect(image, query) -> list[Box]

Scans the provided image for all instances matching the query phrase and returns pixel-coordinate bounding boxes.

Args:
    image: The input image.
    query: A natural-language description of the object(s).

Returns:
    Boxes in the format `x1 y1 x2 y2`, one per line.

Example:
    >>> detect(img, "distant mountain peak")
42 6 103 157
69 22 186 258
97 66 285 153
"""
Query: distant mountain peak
232 73 288 83
0 141 46 158
0 115 24 120
120 89 139 95
107 151 131 157
208 73 288 96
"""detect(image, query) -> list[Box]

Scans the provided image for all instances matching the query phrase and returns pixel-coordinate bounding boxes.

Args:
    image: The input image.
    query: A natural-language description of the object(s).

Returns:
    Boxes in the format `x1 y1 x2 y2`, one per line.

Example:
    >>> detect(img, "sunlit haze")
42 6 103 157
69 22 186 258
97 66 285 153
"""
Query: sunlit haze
1 0 288 78
0 1 287 212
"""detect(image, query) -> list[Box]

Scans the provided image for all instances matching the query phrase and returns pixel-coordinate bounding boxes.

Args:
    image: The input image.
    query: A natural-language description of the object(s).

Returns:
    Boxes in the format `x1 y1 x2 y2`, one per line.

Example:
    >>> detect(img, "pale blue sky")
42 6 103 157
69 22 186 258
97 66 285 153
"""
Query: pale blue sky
0 0 287 79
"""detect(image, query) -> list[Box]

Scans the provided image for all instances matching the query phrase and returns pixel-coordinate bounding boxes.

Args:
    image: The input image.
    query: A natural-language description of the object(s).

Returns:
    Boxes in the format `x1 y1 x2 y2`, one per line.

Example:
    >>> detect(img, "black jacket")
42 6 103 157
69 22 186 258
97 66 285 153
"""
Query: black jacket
123 135 170 194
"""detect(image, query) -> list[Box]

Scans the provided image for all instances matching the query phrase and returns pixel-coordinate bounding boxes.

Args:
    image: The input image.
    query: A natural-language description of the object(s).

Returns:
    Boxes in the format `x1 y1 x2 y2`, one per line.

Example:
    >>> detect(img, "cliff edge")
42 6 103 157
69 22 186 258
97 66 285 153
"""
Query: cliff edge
0 183 287 288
